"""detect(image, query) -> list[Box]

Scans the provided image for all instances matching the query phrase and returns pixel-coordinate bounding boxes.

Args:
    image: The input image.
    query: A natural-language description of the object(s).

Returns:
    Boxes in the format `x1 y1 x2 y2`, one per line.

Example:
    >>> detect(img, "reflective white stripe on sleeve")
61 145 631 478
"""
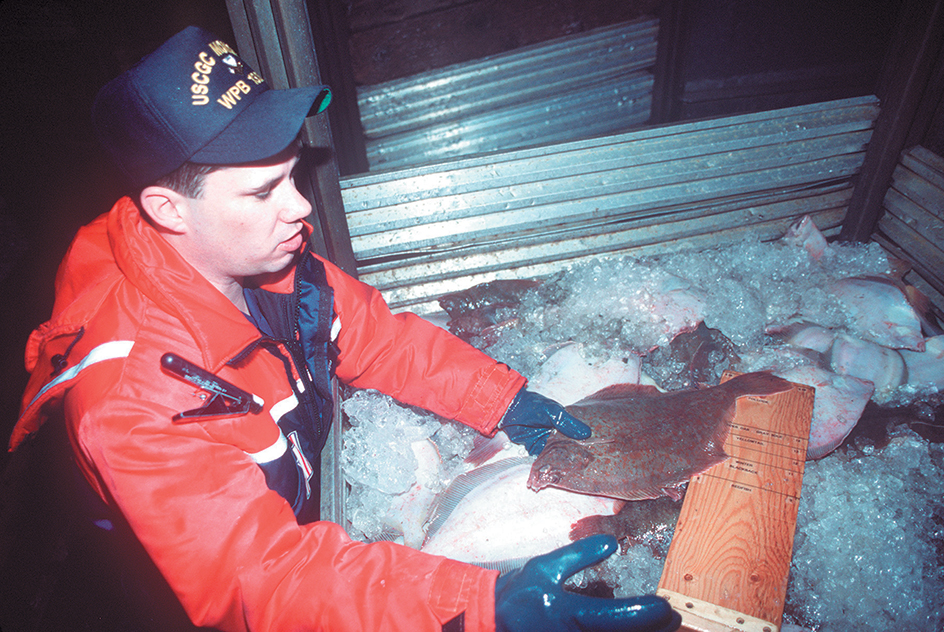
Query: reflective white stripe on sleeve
330 317 341 342
248 430 289 464
29 340 135 408
269 391 299 423
249 385 303 463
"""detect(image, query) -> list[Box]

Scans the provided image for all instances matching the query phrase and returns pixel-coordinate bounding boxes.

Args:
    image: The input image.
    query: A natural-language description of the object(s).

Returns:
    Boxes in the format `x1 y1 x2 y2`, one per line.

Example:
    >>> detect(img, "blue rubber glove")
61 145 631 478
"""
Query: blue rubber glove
495 535 681 632
499 389 591 455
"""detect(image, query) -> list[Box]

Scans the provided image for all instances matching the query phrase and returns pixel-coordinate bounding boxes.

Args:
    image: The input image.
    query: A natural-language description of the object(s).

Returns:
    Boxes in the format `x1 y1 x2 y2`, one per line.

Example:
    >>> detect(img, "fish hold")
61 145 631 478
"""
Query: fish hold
528 372 793 501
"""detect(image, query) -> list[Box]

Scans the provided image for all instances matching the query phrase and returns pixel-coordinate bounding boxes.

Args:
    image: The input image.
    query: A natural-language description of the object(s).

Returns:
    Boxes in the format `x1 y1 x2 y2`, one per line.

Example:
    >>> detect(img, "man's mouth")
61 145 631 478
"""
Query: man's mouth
279 232 304 252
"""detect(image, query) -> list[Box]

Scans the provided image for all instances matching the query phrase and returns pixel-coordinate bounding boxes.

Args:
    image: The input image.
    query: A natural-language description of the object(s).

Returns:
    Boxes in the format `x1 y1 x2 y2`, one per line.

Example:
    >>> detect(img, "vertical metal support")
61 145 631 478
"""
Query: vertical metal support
650 0 689 125
839 0 944 242
319 380 346 526
224 0 355 527
224 0 358 274
307 0 370 176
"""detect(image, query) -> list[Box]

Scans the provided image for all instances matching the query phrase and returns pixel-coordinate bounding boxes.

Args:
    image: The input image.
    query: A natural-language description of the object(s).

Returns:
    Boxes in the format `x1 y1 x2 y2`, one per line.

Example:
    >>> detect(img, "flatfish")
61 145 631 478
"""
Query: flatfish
437 279 541 343
528 372 793 500
775 364 872 460
420 456 621 570
831 275 925 351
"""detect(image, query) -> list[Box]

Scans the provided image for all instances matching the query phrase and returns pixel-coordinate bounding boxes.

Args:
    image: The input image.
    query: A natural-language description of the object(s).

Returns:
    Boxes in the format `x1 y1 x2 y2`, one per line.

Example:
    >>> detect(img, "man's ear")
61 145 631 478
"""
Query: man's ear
139 186 189 234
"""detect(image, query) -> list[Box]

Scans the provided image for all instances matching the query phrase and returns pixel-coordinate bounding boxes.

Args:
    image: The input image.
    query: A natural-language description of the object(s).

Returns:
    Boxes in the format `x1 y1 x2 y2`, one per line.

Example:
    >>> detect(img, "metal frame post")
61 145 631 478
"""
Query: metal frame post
840 0 944 242
225 0 357 274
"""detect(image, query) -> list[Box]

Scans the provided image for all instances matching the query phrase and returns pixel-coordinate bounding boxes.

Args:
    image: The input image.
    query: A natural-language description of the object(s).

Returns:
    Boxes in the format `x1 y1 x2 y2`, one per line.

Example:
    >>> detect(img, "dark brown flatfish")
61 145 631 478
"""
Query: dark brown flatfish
438 279 541 342
657 321 741 389
527 371 792 501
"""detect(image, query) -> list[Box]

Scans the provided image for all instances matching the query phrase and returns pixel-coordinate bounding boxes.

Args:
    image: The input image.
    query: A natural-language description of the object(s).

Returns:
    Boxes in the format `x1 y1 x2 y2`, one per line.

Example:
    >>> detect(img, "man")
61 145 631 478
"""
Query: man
10 26 679 632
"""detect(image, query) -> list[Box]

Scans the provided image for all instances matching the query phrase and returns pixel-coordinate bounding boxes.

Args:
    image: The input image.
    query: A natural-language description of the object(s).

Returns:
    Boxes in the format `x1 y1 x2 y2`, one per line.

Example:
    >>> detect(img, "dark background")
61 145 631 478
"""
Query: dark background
0 0 930 629
0 0 910 444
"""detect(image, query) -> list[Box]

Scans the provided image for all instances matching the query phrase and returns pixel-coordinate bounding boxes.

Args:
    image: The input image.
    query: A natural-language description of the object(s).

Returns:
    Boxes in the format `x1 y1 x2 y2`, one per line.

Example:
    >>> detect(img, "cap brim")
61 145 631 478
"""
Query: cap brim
191 85 331 165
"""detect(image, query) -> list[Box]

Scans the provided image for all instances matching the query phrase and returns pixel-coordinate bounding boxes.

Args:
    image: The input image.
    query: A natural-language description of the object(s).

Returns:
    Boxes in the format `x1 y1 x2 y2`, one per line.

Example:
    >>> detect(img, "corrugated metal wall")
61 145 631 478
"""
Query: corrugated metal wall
342 96 879 314
357 19 658 170
873 146 944 310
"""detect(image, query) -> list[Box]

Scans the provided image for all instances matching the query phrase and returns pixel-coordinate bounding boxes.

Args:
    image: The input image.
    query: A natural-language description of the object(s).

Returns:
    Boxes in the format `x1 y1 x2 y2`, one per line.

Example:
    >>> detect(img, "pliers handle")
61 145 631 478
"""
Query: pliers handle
161 352 263 421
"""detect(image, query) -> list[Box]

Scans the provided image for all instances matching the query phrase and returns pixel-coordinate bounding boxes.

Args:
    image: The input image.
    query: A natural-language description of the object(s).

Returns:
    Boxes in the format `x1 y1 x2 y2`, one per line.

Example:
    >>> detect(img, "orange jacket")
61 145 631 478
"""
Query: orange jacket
11 196 526 631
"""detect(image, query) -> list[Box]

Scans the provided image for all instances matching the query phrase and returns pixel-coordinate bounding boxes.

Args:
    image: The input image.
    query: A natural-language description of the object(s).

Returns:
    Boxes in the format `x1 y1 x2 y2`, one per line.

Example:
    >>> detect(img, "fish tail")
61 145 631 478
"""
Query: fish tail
569 514 613 541
727 371 793 397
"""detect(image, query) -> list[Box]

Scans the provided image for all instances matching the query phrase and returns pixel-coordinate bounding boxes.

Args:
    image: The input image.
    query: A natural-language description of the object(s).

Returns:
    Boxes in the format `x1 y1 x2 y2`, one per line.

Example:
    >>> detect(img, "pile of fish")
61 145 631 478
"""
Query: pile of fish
755 217 942 457
439 214 944 460
344 215 944 572
416 370 792 568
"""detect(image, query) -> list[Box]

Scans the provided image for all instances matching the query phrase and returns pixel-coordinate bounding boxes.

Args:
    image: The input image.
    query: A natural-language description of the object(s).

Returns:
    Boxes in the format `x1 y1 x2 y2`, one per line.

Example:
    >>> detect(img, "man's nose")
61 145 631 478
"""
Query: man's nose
285 185 312 221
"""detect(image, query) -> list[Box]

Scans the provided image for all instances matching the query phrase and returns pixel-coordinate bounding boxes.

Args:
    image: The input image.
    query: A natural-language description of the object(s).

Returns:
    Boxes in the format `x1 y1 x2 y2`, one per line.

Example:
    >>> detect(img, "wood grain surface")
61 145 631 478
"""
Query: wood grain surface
657 372 815 632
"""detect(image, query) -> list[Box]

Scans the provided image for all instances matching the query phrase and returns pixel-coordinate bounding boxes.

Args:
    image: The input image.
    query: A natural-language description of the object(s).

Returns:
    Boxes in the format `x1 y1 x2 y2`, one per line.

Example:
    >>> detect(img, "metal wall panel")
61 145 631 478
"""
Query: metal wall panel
358 19 659 170
341 96 880 314
873 145 944 311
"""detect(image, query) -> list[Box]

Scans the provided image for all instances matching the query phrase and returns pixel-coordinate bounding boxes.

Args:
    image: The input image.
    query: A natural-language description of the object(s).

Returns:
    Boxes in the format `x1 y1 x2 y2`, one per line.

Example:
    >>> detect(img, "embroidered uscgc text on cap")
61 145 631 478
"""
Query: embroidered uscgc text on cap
189 39 265 108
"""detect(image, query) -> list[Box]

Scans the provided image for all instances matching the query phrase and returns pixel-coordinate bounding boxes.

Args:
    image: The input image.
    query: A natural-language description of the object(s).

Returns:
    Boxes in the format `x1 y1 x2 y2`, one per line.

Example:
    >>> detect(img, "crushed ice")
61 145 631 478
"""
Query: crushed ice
340 234 944 630
786 427 944 630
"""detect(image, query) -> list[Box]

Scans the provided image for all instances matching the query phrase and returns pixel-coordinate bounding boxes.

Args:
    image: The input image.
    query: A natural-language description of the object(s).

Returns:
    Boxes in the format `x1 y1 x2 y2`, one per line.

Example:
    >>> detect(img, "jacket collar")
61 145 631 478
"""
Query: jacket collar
11 197 314 450
108 196 301 371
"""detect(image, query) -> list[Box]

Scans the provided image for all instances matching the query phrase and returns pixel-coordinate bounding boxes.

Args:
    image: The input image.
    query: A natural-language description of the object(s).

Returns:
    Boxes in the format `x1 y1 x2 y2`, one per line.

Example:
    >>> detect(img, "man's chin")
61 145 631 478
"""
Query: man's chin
249 255 299 286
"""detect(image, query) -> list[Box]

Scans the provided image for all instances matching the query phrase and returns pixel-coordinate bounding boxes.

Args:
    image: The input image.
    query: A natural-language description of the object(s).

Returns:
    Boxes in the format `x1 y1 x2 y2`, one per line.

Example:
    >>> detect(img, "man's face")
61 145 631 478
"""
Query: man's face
179 144 311 289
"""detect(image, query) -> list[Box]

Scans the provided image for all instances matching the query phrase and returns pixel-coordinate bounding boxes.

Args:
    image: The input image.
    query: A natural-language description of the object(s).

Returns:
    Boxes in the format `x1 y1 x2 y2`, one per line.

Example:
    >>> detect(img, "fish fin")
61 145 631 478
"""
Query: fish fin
663 485 686 501
422 457 532 546
374 529 405 544
726 371 794 398
465 432 509 466
570 514 616 541
619 488 671 502
574 383 663 403
805 441 839 461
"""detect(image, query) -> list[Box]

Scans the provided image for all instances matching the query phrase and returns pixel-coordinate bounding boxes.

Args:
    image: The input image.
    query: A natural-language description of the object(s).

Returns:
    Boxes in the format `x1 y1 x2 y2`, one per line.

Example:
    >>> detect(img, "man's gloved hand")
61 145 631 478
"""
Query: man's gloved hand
499 389 591 455
494 535 681 632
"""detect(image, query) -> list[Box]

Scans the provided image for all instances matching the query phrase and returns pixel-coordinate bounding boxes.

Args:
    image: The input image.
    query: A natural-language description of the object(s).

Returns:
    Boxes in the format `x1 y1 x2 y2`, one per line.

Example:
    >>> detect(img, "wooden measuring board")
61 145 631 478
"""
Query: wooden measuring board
657 372 814 632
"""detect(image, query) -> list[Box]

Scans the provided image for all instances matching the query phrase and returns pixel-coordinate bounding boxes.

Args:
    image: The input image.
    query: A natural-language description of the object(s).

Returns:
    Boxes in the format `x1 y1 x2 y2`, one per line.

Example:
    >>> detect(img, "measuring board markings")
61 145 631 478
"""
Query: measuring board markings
713 419 807 497
697 387 812 510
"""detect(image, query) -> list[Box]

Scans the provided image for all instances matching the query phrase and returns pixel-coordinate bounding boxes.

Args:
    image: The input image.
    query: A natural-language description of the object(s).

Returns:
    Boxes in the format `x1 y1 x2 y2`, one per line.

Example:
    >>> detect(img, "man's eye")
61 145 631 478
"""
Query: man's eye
254 188 273 200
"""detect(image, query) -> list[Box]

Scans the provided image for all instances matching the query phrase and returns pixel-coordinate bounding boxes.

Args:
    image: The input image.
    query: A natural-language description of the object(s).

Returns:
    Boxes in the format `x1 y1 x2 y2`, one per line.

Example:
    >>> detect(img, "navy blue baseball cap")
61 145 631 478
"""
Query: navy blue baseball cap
92 26 331 188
